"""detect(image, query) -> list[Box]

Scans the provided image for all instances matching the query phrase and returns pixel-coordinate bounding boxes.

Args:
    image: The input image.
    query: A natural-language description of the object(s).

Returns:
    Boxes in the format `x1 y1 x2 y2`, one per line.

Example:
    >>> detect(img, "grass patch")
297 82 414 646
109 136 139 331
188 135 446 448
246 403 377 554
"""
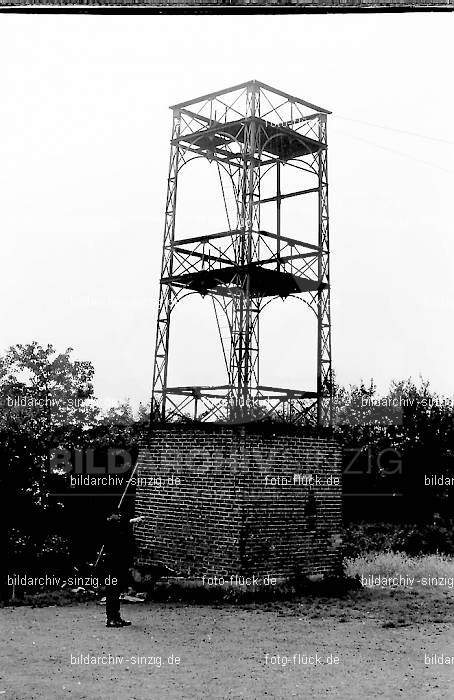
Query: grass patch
345 551 454 589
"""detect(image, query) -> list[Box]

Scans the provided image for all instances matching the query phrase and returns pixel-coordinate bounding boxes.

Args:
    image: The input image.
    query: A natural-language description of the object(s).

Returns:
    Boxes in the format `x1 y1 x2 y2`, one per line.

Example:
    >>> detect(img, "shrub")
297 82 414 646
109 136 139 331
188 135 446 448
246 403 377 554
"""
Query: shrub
342 521 454 558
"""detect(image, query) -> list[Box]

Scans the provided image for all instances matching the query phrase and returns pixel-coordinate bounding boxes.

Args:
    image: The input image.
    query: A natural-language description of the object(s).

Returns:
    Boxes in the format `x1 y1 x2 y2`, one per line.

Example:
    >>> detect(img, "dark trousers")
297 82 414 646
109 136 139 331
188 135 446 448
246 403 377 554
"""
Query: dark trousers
106 577 121 621
105 565 127 621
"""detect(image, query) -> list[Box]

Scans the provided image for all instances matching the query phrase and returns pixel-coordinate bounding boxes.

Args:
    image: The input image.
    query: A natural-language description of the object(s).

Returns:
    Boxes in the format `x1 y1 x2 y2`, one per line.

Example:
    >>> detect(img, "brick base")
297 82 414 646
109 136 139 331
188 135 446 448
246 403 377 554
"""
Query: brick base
133 424 343 579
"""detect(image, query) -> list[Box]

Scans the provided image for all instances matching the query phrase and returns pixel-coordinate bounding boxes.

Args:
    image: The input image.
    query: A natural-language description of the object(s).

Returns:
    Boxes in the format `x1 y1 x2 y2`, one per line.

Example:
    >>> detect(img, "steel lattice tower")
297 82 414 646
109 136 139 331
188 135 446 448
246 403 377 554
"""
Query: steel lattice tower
151 80 332 426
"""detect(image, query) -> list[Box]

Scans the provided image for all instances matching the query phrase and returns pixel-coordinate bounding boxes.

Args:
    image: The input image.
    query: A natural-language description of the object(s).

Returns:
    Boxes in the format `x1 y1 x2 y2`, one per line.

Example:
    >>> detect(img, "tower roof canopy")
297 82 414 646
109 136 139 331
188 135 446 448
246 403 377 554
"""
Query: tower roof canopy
170 79 331 115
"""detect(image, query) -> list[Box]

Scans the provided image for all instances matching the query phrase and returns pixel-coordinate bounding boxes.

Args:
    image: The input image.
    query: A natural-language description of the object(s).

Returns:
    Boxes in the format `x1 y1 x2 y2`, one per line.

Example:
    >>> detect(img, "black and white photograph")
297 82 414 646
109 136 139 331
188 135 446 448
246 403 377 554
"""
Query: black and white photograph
1 8 453 699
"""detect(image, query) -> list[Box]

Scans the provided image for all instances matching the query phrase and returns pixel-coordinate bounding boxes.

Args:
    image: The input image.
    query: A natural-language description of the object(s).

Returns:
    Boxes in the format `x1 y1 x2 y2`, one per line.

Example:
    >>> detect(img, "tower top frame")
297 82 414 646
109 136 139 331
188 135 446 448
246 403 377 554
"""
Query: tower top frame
170 79 331 116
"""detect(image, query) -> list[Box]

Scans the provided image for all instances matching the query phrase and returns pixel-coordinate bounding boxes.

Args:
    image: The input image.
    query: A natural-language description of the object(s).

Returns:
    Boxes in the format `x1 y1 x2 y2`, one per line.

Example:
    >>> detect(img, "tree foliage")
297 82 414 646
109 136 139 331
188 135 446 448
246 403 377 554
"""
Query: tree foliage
334 377 454 521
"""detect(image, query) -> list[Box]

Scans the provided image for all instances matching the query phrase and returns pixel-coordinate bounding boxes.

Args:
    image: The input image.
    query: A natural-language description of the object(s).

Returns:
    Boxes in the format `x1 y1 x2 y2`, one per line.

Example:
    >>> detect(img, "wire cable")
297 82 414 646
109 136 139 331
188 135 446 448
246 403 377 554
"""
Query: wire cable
331 127 454 174
333 114 454 146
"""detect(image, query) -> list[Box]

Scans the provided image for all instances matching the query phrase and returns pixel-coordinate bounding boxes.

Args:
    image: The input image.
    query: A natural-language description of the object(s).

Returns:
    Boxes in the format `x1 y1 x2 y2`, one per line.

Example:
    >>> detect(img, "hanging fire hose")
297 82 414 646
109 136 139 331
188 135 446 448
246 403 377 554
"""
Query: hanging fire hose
93 457 142 568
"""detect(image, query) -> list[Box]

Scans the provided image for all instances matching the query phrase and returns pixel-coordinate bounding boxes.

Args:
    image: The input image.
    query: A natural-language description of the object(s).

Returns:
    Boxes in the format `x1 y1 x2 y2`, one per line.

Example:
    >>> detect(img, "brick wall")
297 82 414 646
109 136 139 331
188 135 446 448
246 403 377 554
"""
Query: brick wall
133 424 343 579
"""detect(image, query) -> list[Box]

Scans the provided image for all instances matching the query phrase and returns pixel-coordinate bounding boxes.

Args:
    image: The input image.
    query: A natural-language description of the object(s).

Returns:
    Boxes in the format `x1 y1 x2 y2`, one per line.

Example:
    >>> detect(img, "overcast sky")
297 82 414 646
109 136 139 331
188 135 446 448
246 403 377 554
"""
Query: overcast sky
0 14 453 410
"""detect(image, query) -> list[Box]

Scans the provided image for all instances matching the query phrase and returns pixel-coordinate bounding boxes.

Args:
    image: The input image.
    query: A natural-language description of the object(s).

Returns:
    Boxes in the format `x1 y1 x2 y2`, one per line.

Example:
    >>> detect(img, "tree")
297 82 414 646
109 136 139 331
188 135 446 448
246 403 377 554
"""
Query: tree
1 342 98 434
334 377 454 522
100 400 135 427
1 342 98 504
0 343 100 598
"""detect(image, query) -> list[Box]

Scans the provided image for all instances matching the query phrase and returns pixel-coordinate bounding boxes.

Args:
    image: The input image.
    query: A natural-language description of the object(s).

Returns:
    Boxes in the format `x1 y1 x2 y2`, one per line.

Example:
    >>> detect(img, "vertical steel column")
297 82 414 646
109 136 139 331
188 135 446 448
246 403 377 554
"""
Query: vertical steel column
246 86 261 413
151 110 181 420
316 114 333 426
276 160 281 272
228 83 261 420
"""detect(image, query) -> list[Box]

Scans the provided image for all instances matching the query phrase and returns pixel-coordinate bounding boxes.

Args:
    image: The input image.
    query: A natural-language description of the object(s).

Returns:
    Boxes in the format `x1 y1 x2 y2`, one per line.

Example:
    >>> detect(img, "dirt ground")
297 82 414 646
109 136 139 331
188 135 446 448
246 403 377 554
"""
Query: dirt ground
1 587 453 699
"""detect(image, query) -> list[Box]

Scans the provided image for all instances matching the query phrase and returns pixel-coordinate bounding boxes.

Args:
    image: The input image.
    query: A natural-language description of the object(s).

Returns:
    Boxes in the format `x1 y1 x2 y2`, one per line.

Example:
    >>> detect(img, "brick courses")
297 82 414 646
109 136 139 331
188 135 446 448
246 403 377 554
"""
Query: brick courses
134 424 343 579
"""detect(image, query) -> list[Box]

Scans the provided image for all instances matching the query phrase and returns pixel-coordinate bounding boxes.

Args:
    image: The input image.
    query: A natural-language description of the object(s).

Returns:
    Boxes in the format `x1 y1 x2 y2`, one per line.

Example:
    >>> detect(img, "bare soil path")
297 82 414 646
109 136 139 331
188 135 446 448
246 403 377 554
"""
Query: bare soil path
1 588 453 699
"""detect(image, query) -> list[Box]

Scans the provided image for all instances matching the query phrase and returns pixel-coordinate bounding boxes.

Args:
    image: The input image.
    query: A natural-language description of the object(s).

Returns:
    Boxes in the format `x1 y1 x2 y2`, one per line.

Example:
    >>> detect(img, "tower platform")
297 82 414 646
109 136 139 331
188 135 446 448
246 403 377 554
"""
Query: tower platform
176 116 325 163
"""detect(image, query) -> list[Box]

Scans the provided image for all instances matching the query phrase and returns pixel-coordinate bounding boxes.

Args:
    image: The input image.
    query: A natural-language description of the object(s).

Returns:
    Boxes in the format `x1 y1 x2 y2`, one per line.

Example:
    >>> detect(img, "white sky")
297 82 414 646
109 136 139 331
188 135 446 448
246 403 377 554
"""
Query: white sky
0 14 453 409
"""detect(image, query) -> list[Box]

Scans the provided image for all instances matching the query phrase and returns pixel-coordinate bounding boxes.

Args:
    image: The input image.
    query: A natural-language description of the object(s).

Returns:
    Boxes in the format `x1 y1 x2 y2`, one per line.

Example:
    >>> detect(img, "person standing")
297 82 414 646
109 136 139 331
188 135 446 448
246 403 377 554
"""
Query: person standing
103 511 144 628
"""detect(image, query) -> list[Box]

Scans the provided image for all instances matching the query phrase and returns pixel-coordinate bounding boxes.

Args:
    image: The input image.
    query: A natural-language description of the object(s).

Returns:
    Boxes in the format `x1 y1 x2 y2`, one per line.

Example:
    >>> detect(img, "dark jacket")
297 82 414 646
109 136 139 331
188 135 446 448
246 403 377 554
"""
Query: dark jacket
103 514 131 572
